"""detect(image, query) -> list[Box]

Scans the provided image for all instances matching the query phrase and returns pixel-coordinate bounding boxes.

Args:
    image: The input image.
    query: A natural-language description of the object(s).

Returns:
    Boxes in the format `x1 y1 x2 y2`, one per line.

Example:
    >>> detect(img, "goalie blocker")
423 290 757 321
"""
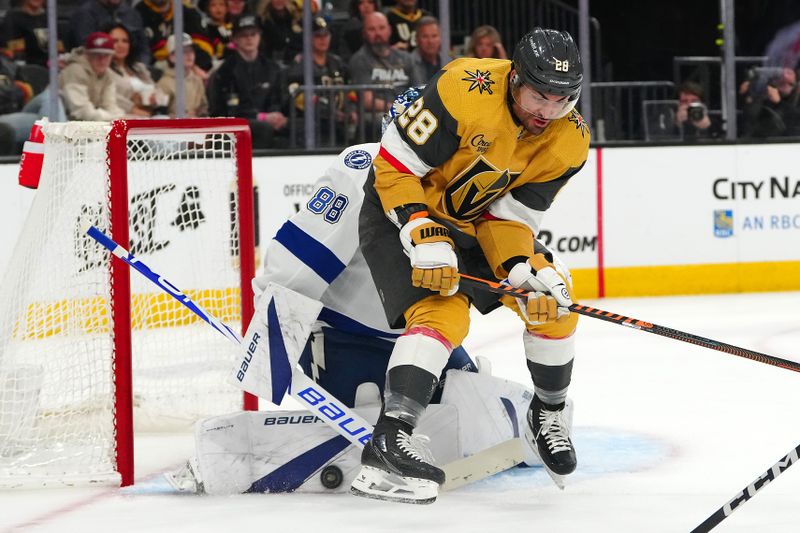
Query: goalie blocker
167 369 574 495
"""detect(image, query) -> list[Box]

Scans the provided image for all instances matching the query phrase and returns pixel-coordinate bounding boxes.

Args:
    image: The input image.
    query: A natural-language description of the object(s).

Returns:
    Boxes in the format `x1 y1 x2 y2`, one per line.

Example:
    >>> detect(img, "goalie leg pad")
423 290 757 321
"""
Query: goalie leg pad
298 327 397 407
183 405 460 495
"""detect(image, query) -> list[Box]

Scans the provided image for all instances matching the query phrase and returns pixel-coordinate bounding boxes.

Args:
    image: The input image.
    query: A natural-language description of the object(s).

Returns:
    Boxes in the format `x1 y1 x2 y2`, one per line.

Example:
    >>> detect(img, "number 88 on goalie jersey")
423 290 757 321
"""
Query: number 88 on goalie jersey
253 143 401 341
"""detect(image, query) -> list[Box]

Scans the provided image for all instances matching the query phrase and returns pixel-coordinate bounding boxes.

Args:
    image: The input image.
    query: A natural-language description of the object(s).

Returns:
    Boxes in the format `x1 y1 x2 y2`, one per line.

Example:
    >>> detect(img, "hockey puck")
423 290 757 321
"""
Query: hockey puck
320 465 343 489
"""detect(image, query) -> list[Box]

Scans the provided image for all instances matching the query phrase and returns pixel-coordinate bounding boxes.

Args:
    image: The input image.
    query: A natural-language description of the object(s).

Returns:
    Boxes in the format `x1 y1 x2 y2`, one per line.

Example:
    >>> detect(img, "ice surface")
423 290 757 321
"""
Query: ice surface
2 292 799 532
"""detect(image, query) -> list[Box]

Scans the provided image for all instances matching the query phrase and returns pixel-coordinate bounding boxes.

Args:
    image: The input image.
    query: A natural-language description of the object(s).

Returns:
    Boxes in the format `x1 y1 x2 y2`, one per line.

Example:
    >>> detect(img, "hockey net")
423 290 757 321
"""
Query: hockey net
0 119 256 488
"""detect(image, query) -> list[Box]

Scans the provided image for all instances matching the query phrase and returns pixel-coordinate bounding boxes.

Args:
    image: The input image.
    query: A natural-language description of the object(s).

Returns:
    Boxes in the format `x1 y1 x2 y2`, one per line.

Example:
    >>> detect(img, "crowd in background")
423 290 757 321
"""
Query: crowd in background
1 0 799 153
0 0 512 153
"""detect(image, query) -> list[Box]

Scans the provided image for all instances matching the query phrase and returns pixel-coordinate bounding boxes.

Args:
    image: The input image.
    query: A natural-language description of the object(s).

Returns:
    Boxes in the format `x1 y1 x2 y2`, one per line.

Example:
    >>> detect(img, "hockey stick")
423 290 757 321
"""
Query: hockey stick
86 225 373 448
87 226 522 488
442 438 525 492
690 443 800 532
459 274 800 375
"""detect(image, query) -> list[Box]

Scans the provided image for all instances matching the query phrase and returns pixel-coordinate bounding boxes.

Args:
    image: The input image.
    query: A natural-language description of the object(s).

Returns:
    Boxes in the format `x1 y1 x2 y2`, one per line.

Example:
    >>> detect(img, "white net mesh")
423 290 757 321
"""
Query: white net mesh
0 121 247 487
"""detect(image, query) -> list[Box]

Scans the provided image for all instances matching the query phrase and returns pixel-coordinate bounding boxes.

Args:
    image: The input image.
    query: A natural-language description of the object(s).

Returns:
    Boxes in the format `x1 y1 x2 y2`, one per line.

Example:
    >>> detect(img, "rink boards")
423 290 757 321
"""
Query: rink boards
0 142 798 299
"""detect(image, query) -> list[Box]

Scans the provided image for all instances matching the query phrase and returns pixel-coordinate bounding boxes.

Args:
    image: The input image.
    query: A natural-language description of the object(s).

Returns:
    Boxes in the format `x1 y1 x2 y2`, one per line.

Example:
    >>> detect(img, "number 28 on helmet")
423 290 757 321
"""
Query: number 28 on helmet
510 27 583 121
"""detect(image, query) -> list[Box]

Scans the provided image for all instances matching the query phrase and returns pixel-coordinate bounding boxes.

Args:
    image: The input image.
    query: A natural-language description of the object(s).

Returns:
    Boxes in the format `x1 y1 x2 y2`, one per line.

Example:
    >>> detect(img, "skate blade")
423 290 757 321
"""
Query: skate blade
523 430 569 490
164 470 200 493
542 467 566 490
350 466 439 505
164 460 203 494
350 485 436 505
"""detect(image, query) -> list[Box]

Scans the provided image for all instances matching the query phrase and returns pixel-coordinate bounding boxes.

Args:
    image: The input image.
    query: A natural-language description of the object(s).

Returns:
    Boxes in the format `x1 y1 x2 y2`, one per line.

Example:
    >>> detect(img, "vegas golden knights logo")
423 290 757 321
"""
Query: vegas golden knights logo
444 157 519 220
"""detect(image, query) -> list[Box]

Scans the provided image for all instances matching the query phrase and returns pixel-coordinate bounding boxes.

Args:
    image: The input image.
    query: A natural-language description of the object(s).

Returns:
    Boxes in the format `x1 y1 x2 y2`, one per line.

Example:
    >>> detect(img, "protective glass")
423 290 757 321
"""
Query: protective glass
511 83 578 120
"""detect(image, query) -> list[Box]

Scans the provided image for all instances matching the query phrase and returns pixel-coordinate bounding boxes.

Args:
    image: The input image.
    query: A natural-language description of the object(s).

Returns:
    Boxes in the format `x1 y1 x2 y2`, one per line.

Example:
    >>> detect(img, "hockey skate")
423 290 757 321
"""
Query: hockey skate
524 395 576 489
350 415 445 504
164 458 204 494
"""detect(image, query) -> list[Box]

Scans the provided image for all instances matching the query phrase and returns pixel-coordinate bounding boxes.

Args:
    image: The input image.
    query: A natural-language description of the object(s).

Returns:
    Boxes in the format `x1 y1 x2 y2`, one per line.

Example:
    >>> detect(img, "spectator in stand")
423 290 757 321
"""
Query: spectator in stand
339 0 379 61
207 15 288 149
0 53 31 154
0 54 31 117
0 52 66 153
135 0 214 73
157 33 209 117
409 15 443 84
349 11 412 112
199 0 233 66
226 0 250 20
287 16 354 144
741 67 800 138
70 0 148 65
675 81 723 140
385 0 430 52
106 23 166 118
465 24 507 59
288 16 346 85
256 0 303 64
60 31 125 121
2 0 64 67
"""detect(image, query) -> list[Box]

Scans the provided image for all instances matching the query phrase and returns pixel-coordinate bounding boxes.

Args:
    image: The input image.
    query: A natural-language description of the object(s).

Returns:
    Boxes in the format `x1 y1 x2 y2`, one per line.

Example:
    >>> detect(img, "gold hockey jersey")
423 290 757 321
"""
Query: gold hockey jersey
373 57 590 276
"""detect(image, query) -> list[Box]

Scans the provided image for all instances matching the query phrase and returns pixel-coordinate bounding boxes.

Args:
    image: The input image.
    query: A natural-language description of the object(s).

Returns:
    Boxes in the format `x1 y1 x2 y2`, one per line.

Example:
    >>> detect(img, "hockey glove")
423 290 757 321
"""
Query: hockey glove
506 255 572 325
399 217 459 296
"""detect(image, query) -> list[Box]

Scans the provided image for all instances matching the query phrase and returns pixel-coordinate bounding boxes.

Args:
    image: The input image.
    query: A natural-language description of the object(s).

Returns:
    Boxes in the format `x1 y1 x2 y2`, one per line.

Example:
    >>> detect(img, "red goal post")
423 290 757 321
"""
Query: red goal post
0 118 258 488
108 119 258 486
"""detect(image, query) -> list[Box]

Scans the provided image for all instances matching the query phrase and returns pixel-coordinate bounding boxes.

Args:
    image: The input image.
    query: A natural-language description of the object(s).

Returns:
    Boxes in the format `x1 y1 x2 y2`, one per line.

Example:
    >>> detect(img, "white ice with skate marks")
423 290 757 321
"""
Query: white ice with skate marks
3 291 800 533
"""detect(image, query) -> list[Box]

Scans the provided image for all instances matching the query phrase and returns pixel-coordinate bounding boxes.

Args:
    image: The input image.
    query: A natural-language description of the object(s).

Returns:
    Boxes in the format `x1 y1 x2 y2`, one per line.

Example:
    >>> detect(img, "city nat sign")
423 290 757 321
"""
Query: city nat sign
713 176 800 200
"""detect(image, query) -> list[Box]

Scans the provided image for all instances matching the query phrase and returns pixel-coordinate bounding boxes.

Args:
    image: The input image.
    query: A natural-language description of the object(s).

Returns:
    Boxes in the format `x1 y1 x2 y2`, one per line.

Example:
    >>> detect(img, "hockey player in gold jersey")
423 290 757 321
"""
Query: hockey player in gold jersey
351 27 590 504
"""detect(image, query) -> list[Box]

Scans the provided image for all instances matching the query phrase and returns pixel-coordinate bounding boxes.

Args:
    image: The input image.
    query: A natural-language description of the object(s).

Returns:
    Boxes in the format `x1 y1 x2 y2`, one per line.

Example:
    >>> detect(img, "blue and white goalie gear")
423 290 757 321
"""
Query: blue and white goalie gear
299 327 477 408
253 143 399 340
170 404 460 495
168 369 556 496
381 85 426 134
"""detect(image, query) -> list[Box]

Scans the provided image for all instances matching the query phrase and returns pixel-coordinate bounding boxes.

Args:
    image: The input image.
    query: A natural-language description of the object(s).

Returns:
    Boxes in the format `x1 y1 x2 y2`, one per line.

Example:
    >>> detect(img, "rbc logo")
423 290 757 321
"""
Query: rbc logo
344 149 372 170
714 209 733 238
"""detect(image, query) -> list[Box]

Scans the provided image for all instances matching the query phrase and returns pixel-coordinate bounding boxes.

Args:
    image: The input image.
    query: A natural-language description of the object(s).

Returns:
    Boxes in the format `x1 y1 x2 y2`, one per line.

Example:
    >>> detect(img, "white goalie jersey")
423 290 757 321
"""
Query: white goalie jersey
252 143 400 339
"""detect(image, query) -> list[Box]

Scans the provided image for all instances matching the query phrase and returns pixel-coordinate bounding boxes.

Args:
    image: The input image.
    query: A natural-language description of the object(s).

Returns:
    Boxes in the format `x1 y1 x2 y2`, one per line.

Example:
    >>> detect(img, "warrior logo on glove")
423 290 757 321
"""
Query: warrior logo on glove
419 226 450 240
399 214 460 296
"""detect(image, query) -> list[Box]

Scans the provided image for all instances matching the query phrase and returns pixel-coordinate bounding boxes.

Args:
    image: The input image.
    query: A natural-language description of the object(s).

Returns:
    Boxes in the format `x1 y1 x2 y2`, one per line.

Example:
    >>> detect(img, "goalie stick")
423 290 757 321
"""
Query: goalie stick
86 226 523 490
459 274 800 375
690 442 800 532
86 225 373 447
442 438 526 492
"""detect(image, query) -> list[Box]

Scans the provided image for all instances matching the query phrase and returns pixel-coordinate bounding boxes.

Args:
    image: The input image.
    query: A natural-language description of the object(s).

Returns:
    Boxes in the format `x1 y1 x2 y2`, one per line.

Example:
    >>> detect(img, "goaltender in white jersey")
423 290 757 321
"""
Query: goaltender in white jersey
166 143 571 496
255 142 479 408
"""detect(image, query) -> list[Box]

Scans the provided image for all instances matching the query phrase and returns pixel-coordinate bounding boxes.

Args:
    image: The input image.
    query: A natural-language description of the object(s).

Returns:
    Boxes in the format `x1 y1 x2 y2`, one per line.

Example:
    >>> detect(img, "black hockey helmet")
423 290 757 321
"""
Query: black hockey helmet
510 27 583 119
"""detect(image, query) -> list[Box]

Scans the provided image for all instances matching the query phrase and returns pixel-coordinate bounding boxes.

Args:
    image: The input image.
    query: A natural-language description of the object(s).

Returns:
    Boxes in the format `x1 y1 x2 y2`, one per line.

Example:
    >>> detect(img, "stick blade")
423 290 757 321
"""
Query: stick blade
442 438 526 492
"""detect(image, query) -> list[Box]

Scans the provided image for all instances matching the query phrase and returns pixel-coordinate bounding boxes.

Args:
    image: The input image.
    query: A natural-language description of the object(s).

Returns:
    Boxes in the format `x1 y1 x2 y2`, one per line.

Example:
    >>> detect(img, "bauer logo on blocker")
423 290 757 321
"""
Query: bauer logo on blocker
344 149 372 169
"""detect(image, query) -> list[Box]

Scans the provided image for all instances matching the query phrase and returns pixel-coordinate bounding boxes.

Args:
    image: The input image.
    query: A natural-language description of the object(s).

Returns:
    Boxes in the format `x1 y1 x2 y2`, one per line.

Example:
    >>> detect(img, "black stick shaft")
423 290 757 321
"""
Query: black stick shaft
458 274 800 374
690 444 800 533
